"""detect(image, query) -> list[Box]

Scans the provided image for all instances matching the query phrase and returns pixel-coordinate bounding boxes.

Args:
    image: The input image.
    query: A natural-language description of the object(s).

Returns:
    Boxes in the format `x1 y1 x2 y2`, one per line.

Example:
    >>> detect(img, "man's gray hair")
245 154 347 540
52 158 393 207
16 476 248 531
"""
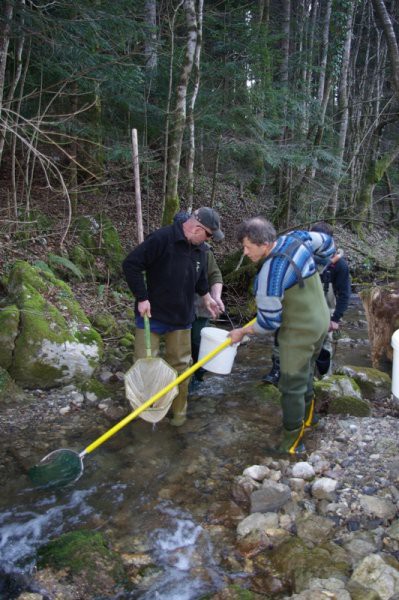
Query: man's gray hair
237 217 276 245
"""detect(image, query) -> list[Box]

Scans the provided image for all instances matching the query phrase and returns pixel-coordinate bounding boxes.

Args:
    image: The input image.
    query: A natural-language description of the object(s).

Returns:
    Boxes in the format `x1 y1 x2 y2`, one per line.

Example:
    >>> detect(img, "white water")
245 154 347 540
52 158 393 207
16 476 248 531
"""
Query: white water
0 487 96 573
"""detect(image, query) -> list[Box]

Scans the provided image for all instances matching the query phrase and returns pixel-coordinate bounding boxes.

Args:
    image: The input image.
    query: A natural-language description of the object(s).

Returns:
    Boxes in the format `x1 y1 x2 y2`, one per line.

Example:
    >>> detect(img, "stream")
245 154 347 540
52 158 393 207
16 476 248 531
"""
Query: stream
0 295 374 598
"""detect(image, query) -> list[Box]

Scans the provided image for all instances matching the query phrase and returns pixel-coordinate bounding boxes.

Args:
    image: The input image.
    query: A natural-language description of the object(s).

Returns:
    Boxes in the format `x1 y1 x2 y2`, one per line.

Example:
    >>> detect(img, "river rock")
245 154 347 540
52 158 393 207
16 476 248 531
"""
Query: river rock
243 464 270 481
296 514 335 544
292 462 315 480
336 365 391 400
250 481 291 513
349 553 399 599
358 495 397 520
311 477 338 500
237 512 279 537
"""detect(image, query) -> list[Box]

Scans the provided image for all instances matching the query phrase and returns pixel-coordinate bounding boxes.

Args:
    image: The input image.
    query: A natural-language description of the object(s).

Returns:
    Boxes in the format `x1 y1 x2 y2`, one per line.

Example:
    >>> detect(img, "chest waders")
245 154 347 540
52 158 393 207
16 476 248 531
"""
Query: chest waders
277 272 330 453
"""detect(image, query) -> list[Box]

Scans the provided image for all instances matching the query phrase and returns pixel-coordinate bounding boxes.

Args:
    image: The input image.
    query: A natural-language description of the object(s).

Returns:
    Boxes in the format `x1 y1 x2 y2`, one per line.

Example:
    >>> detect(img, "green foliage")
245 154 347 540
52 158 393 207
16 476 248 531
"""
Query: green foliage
47 254 84 281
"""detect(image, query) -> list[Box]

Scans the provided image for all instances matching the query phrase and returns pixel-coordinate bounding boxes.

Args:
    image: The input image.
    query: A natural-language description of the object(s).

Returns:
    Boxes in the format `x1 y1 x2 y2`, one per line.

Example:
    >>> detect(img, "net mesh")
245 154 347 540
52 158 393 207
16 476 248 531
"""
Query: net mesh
124 358 178 423
28 449 83 488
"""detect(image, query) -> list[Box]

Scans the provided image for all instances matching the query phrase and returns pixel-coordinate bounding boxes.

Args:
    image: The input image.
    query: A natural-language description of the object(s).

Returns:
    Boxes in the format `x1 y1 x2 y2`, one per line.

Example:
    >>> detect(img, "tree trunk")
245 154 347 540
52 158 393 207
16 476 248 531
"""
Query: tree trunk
0 1 14 167
186 0 203 211
163 0 198 225
329 2 354 216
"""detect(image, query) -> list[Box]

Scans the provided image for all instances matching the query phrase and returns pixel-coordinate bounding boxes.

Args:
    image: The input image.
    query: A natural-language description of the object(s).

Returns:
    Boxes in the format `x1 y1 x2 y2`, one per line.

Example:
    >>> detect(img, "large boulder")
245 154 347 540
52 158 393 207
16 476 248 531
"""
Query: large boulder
335 365 391 400
314 375 371 416
1 261 103 389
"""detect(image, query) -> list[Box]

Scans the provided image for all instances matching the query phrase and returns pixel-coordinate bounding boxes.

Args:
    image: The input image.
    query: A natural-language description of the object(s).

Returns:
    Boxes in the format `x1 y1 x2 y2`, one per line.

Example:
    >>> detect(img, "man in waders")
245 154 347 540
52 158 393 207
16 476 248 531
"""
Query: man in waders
123 207 224 427
262 221 351 383
228 217 335 454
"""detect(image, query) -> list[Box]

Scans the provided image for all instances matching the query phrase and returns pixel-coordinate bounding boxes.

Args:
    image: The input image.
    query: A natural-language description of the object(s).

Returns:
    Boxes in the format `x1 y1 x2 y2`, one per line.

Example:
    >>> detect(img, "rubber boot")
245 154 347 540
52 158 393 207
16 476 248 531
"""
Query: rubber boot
304 396 319 428
262 355 280 385
169 387 188 427
276 423 305 454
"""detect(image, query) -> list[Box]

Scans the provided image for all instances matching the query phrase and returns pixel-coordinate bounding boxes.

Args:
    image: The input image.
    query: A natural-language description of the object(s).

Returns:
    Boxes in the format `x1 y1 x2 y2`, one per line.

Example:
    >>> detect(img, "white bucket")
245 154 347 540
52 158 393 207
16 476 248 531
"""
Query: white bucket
391 329 399 401
198 327 238 374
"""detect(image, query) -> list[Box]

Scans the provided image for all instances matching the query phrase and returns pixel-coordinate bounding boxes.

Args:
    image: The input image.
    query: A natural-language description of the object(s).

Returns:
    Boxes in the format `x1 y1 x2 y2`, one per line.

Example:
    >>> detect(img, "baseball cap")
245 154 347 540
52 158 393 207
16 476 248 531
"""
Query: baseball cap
194 207 224 242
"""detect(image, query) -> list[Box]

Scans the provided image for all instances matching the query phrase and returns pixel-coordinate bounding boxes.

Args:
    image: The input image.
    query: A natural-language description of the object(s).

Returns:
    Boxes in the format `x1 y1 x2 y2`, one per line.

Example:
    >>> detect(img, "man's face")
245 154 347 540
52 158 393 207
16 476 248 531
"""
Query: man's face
190 221 213 245
242 237 271 262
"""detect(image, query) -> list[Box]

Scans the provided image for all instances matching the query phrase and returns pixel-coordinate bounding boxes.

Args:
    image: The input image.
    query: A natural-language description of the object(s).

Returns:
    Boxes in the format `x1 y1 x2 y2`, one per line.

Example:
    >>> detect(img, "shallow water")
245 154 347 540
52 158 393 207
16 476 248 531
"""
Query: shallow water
0 295 376 598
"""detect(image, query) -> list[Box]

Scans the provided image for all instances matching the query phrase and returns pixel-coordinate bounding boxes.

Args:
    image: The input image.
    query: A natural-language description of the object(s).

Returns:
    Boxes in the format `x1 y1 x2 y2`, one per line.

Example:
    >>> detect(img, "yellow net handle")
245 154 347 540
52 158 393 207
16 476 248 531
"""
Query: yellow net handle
81 317 256 456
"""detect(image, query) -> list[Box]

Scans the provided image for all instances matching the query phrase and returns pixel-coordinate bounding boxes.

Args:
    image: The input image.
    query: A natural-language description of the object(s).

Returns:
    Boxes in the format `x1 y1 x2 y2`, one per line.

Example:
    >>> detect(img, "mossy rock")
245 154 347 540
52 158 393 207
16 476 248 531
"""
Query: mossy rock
120 332 135 349
335 365 391 400
257 382 281 405
268 537 350 593
314 375 371 416
219 249 252 277
329 395 371 416
0 304 19 369
79 378 112 399
37 530 127 595
75 214 124 278
91 311 118 336
0 366 25 404
69 243 96 275
5 261 103 388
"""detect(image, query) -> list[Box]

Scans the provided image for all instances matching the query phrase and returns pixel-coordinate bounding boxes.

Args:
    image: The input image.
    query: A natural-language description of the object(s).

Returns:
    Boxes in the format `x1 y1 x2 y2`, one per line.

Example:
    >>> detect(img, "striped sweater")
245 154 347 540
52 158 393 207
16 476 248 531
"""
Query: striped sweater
253 231 335 334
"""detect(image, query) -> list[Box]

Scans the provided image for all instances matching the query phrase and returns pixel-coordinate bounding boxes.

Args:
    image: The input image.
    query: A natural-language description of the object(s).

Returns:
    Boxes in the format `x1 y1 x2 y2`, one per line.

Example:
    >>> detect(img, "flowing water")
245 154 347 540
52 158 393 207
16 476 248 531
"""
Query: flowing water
0 296 376 598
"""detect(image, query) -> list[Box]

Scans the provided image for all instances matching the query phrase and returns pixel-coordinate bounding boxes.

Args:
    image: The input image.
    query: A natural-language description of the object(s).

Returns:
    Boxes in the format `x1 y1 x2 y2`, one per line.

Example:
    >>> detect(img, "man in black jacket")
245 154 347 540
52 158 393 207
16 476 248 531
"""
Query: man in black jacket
263 221 351 383
122 207 224 426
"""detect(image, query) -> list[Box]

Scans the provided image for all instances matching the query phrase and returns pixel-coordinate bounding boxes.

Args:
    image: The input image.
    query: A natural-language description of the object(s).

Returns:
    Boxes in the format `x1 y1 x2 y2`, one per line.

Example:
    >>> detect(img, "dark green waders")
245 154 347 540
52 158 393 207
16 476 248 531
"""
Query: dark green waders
277 273 330 454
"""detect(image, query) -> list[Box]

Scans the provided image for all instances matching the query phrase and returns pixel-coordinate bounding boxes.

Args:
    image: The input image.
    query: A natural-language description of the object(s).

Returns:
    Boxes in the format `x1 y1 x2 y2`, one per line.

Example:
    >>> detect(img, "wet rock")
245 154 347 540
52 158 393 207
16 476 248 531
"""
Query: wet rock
269 537 350 593
311 477 338 500
232 475 260 504
292 462 315 480
359 495 397 520
336 365 391 400
350 553 399 600
243 464 270 481
250 481 291 513
296 514 335 545
237 512 279 537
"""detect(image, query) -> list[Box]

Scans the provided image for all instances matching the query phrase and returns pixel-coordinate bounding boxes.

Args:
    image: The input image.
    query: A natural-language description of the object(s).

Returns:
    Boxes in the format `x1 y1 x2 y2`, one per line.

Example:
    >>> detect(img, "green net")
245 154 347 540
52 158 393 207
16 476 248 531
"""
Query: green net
28 449 83 488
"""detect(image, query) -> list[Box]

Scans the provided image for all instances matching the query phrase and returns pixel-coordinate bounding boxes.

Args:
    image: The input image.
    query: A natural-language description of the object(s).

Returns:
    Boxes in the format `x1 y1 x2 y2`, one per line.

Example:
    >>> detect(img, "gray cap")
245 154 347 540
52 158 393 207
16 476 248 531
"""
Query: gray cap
194 207 224 242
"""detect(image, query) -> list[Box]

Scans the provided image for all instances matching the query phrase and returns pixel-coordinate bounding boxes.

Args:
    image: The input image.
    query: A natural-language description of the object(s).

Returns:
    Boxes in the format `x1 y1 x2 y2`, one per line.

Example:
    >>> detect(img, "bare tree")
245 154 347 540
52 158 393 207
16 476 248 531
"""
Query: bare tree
163 0 198 224
186 0 203 211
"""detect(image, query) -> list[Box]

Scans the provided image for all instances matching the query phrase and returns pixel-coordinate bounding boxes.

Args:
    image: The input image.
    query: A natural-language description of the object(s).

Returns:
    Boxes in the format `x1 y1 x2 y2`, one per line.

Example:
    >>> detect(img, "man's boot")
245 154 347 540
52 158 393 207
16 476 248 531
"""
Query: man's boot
304 396 319 428
262 356 280 385
276 423 305 454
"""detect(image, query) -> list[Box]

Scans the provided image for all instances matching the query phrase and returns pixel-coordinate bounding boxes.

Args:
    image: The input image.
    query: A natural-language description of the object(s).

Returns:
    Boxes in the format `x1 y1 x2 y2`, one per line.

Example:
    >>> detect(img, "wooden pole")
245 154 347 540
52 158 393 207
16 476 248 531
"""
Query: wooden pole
131 128 144 243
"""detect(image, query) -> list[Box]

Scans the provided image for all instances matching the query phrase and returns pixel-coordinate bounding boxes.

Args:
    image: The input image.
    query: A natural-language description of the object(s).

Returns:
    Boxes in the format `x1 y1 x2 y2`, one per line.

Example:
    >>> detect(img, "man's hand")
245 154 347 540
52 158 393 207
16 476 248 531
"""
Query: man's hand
210 283 225 313
138 300 151 318
203 293 220 319
329 320 339 332
228 325 254 344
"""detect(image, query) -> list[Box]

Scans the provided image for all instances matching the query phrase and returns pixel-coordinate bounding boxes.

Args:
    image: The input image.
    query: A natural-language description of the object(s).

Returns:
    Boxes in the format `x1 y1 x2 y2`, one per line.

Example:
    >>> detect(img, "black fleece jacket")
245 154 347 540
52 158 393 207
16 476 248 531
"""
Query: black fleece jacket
122 221 209 327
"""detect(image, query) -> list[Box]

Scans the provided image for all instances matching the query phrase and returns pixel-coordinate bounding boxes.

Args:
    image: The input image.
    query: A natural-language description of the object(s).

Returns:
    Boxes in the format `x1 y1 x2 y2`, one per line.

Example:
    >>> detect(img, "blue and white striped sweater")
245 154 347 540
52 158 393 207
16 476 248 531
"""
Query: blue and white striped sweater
253 231 335 334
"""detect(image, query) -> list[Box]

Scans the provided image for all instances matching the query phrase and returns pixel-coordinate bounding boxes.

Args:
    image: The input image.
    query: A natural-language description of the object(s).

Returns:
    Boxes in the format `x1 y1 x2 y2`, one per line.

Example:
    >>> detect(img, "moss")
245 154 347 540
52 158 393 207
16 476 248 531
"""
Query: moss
329 395 371 417
37 529 126 585
80 378 111 399
75 214 124 278
6 261 102 388
0 305 19 369
92 311 118 336
335 365 391 400
120 333 135 349
269 537 350 593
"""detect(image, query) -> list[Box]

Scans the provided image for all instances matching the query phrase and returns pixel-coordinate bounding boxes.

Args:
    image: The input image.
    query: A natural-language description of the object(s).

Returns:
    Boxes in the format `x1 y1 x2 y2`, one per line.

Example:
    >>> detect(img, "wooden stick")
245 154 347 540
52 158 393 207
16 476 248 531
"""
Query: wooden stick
131 128 144 243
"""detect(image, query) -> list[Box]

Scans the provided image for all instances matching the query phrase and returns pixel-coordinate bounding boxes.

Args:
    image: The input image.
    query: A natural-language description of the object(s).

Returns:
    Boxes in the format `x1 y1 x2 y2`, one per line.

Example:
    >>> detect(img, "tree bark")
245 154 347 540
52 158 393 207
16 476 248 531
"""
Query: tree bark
186 0 203 211
164 0 198 225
